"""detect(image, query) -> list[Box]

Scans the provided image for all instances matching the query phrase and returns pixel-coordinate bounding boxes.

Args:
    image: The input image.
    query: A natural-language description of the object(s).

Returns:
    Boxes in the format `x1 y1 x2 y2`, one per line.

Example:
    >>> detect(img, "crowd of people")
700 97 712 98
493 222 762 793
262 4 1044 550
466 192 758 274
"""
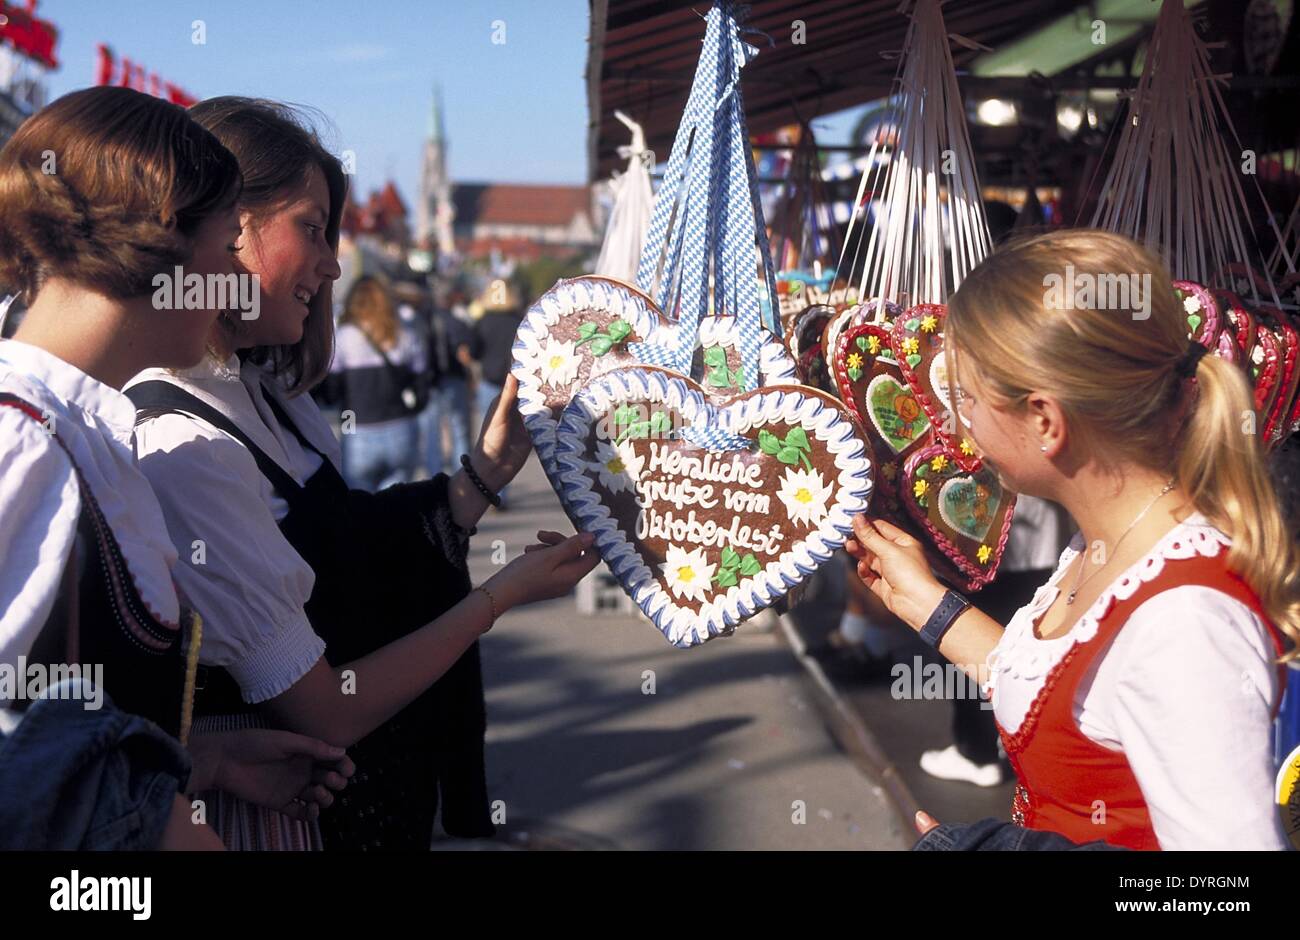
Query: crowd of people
0 85 1295 853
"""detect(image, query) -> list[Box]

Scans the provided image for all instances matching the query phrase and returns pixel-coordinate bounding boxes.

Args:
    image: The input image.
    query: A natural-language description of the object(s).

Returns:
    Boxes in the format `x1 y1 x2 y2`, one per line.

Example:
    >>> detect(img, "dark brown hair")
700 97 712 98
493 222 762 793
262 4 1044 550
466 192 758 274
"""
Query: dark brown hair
188 97 347 394
0 86 241 299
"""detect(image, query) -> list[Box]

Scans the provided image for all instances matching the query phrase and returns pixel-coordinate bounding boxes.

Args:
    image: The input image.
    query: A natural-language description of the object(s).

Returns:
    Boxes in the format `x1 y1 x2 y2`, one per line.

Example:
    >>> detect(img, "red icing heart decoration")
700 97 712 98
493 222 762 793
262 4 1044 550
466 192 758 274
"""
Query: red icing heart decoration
1256 307 1300 447
1172 281 1221 348
899 443 1015 591
890 304 980 471
830 322 931 526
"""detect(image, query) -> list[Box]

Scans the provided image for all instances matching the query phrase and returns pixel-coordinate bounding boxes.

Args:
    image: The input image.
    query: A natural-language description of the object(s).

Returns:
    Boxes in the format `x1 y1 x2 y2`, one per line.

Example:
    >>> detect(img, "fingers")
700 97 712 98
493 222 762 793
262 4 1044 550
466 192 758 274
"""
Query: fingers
332 754 356 779
869 516 919 548
499 374 519 409
914 810 940 836
536 530 566 545
844 538 865 559
549 531 596 563
300 784 334 809
312 767 351 791
263 730 349 764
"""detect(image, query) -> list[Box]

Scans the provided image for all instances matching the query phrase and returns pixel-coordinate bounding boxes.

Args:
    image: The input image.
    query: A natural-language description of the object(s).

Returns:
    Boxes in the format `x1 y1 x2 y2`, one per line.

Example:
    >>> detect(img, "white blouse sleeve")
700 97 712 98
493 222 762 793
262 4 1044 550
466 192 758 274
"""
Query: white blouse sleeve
1104 586 1287 850
135 413 326 704
0 408 80 664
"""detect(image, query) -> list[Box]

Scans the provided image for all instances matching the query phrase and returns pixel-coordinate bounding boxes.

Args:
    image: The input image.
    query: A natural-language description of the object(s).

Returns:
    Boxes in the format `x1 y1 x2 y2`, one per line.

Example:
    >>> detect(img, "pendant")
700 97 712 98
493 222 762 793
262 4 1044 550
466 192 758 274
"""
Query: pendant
1065 591 1077 605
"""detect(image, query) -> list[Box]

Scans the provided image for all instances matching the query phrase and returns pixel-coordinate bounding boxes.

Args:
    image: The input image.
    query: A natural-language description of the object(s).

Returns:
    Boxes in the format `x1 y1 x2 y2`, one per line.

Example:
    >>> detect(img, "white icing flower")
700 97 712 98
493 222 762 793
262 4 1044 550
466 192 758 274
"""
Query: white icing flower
776 466 833 527
1182 295 1201 315
660 545 716 604
535 337 580 388
590 438 644 494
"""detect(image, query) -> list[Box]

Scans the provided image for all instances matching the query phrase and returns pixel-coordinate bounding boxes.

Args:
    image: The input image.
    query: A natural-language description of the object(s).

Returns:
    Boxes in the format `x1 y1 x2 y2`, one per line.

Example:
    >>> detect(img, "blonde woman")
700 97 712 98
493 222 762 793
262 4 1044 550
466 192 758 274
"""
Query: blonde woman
848 229 1297 850
332 275 427 490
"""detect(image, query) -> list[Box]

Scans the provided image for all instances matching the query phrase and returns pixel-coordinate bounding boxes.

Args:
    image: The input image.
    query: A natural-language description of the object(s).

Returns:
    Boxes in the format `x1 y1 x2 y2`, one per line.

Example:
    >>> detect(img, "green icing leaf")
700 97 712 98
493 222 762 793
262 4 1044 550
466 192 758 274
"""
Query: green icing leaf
758 430 780 455
578 321 598 339
776 445 801 465
607 319 632 342
738 554 761 576
721 546 740 569
590 336 613 356
785 427 810 451
856 335 868 351
703 346 727 367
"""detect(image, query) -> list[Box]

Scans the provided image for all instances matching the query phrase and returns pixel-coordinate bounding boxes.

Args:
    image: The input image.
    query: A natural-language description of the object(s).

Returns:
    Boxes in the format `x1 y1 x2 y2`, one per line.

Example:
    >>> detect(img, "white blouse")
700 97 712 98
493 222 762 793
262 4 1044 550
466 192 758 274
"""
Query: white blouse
0 340 180 667
129 356 339 704
986 513 1287 850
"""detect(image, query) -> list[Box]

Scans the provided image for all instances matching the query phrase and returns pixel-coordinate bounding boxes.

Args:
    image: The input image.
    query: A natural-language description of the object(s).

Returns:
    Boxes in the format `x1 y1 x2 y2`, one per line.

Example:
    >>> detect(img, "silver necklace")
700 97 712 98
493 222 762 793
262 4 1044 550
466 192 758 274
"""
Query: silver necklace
1066 477 1177 605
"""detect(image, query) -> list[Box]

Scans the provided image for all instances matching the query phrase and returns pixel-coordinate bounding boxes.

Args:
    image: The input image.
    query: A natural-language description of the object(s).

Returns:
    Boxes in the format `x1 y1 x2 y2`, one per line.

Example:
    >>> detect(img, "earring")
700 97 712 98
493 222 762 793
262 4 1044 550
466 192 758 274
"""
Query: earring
1040 445 1047 453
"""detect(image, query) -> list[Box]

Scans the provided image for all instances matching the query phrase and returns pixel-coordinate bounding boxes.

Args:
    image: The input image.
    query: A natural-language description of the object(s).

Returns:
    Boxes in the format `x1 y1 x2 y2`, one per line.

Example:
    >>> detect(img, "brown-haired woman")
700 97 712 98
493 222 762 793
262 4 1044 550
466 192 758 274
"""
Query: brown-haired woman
0 87 354 849
331 274 427 490
127 98 595 851
848 229 1297 850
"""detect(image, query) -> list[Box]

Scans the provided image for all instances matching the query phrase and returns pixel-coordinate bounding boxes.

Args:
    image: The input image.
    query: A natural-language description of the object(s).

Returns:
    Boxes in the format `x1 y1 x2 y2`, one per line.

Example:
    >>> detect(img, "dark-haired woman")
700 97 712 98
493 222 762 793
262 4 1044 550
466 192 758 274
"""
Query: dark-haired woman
128 97 596 851
0 87 353 849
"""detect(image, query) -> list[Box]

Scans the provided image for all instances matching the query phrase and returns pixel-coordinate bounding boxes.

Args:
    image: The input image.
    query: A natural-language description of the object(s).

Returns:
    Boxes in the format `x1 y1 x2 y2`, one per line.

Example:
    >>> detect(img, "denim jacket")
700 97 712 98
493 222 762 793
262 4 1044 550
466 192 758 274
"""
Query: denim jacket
0 680 190 850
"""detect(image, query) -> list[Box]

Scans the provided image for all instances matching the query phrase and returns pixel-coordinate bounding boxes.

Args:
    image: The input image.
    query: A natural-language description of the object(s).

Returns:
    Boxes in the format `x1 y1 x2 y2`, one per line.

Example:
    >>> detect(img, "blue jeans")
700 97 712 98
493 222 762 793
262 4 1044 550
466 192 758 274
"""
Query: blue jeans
343 417 421 492
0 680 190 850
418 377 472 477
913 817 1128 851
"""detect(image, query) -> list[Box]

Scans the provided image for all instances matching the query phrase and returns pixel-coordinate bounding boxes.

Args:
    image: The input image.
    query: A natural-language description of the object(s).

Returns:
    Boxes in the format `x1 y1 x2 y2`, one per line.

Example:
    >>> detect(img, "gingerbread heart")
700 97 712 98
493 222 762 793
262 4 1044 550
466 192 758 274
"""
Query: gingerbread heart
890 304 980 471
786 304 836 392
551 366 873 647
1211 289 1256 362
1173 281 1221 347
513 275 797 467
1251 324 1283 422
899 443 1014 591
1256 307 1300 447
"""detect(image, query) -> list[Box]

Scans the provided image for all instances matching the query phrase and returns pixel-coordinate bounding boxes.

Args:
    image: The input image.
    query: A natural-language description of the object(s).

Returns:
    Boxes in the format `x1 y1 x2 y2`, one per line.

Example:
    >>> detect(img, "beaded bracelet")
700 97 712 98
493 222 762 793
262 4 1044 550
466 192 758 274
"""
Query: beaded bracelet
474 585 499 631
460 453 502 507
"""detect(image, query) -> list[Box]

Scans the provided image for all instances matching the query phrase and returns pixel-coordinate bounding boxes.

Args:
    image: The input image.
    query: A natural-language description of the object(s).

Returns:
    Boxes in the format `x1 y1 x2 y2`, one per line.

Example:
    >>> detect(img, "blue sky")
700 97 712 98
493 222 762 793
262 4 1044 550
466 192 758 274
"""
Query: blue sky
37 0 860 205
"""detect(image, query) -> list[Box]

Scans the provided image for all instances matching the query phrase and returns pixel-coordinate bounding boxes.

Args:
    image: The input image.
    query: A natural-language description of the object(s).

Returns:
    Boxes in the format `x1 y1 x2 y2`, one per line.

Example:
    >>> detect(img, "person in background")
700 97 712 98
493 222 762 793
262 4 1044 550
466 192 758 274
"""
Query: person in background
420 284 475 477
470 279 525 508
332 275 427 490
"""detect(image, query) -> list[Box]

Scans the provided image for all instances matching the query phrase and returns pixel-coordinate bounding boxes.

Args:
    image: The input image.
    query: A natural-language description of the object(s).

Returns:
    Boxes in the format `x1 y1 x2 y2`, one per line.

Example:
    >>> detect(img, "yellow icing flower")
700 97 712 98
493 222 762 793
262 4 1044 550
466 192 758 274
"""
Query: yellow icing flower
867 335 881 355
913 479 928 499
902 337 920 356
959 439 976 457
930 455 948 473
846 352 864 370
920 315 938 333
977 544 992 564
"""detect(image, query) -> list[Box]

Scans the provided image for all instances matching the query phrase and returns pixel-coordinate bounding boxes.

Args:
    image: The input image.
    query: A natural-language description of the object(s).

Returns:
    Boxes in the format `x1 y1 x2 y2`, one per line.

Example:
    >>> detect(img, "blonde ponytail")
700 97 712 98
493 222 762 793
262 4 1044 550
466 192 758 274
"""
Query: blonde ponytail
945 228 1299 658
1178 353 1300 657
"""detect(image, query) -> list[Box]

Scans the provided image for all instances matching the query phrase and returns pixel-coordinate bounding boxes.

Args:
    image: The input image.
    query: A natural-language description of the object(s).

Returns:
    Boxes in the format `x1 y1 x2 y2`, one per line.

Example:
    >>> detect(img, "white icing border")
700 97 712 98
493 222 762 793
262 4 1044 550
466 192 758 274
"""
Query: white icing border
512 276 797 475
552 367 873 648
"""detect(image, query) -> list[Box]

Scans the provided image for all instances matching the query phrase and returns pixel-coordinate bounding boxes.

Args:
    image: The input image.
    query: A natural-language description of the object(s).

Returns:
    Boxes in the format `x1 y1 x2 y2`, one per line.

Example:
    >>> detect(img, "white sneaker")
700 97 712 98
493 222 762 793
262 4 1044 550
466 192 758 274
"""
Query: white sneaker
919 745 1005 788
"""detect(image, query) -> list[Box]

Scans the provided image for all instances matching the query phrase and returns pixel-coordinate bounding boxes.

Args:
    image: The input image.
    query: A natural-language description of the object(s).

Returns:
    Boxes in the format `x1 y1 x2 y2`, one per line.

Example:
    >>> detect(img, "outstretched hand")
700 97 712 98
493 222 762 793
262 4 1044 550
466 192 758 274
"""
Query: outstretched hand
844 515 946 631
471 374 533 491
484 529 601 612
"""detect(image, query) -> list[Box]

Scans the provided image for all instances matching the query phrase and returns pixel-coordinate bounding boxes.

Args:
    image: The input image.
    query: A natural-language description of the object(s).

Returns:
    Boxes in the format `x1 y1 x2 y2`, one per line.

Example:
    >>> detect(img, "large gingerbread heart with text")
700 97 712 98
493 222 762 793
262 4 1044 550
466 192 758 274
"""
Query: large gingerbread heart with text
551 367 873 647
513 276 797 469
899 443 1014 591
890 304 980 471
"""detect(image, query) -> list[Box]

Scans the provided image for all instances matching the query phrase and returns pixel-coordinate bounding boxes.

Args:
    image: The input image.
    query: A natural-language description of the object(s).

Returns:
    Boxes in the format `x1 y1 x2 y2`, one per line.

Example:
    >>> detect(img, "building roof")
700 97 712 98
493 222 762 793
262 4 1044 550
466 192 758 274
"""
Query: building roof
452 183 592 228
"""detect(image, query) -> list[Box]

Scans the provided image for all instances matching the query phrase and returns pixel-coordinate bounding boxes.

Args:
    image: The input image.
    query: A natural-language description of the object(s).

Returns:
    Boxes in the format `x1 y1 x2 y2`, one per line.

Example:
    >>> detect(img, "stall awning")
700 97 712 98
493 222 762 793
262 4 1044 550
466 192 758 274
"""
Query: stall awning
586 0 1088 180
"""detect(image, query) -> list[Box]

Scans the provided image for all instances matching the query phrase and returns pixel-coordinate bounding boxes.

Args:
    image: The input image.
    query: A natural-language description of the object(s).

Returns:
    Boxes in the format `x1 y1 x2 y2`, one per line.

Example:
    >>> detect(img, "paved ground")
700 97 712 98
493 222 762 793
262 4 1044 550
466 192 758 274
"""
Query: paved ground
459 456 911 850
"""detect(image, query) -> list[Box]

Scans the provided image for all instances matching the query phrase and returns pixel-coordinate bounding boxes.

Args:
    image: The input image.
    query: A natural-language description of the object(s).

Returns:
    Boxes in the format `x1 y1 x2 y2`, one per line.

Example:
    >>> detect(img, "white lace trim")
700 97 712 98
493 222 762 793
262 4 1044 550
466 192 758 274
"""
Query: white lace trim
986 513 1231 686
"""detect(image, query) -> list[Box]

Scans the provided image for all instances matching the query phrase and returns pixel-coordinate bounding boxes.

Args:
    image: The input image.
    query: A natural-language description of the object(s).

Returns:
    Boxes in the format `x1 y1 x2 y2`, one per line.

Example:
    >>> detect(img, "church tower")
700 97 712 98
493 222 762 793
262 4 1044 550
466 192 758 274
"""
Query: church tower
417 85 455 256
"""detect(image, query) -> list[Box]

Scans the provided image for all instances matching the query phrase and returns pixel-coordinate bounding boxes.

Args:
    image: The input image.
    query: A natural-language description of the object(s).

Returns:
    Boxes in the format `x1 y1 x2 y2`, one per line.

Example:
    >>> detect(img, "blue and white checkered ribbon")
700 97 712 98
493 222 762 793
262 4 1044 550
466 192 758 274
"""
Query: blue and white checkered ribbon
630 2 779 452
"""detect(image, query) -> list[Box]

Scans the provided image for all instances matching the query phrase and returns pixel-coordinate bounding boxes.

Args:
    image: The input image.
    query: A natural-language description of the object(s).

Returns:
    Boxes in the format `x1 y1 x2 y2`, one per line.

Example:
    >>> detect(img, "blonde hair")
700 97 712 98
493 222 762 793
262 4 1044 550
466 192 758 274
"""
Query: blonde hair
341 275 398 350
946 228 1299 658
